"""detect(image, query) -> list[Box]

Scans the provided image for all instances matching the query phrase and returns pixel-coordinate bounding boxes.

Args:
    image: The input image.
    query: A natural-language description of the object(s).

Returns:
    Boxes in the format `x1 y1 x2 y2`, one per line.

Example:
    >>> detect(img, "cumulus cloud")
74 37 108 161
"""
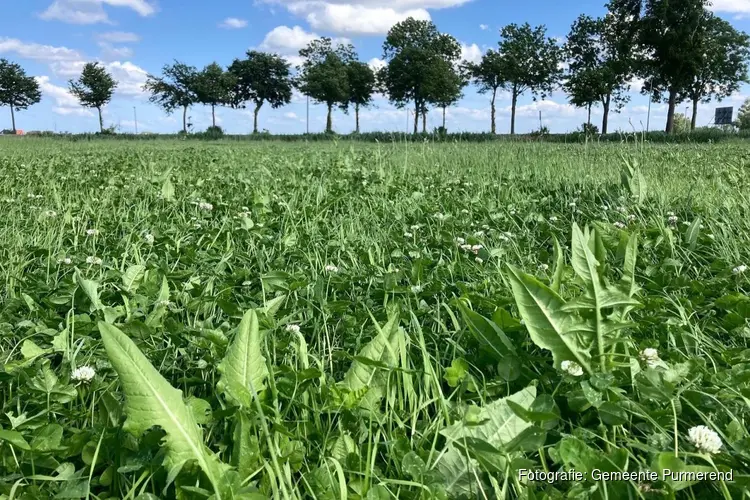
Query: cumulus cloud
460 43 482 64
710 0 750 13
220 17 248 29
99 43 134 59
479 24 488 30
368 57 386 71
35 75 94 116
262 0 468 35
0 37 83 62
40 0 156 24
97 31 140 43
106 61 149 96
257 25 350 67
289 3 430 35
505 99 581 118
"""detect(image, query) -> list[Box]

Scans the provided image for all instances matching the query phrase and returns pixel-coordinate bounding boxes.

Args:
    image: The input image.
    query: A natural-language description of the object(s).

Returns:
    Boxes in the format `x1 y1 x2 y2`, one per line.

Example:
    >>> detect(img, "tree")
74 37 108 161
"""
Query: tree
380 18 461 134
426 58 466 130
0 59 42 133
466 50 504 134
679 14 750 130
228 51 293 134
297 38 354 134
564 1 641 134
672 112 691 133
143 61 198 133
68 62 117 133
639 0 710 133
736 98 750 130
346 61 375 133
193 62 235 128
496 23 563 135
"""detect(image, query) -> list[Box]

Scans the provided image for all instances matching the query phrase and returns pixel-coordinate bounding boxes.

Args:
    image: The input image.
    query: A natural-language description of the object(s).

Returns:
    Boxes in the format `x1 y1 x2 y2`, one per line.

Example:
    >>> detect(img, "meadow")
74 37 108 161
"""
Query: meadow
0 137 749 499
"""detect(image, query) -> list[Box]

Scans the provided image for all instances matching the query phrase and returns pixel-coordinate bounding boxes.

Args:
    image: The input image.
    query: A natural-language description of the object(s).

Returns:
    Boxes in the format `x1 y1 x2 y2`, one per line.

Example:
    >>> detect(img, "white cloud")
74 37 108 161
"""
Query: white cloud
368 57 386 71
479 24 488 30
40 0 156 24
106 61 148 96
220 17 248 29
36 75 93 116
99 43 134 59
257 25 350 67
263 0 468 35
460 43 482 64
289 3 430 35
710 0 750 13
97 31 140 43
52 106 94 116
51 61 88 77
0 38 83 62
505 100 581 118
284 111 300 119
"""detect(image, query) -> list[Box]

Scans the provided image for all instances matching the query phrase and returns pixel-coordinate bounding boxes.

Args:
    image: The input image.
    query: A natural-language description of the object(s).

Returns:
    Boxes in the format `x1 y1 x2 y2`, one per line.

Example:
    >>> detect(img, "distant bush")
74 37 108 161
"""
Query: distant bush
203 126 224 139
579 122 599 136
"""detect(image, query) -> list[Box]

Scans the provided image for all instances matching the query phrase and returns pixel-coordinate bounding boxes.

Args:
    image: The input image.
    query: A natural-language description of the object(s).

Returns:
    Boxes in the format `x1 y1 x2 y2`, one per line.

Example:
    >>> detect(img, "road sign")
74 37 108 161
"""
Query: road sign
715 107 734 125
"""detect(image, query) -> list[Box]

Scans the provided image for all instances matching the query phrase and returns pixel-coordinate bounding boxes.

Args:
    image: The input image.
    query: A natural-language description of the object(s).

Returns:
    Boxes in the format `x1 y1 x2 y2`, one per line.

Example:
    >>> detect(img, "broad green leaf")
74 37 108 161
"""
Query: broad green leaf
97 322 229 497
161 178 175 201
231 412 261 477
0 429 31 450
457 301 516 360
505 264 592 373
551 235 564 293
21 339 46 360
122 265 146 294
76 271 102 311
217 309 268 407
340 312 403 411
684 217 701 251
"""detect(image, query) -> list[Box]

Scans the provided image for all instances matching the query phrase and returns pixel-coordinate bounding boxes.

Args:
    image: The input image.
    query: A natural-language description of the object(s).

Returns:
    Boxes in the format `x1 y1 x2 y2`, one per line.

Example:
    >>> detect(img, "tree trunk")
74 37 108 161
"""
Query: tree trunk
601 94 610 135
253 101 263 134
9 103 16 133
97 107 103 133
182 106 188 133
326 103 333 133
442 106 446 129
211 104 216 128
691 98 698 131
665 89 677 134
587 103 591 127
355 103 360 133
491 88 497 134
413 100 419 134
422 108 427 133
510 86 518 135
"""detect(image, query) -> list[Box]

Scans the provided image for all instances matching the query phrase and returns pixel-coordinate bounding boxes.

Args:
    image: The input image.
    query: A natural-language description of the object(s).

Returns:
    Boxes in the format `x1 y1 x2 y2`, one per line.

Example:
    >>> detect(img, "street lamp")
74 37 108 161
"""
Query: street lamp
133 106 138 134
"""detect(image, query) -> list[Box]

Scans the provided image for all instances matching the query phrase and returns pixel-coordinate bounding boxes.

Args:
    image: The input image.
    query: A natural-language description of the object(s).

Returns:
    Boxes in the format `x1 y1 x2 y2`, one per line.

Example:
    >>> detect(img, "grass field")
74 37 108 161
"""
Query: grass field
1 138 750 499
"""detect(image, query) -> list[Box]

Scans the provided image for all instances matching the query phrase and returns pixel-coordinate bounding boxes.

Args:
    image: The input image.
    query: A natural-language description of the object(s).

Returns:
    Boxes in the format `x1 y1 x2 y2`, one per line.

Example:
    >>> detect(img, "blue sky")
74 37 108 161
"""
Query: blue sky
1 0 750 134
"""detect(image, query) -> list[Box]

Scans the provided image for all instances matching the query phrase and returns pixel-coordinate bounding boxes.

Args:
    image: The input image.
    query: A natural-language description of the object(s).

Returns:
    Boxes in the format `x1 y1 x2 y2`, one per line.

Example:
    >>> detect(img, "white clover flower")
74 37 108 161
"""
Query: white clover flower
238 211 252 218
667 211 675 217
71 365 96 383
460 244 472 251
410 285 423 293
199 202 214 211
285 324 301 334
470 244 483 254
58 257 72 265
455 237 466 245
461 209 469 214
86 256 102 265
639 348 661 368
688 425 722 454
561 360 584 377
44 210 57 217
473 230 485 237
434 213 448 221
86 229 99 236
732 264 747 275
510 210 517 215
144 233 154 244
475 257 484 264
668 215 678 224
242 280 252 286
404 232 413 238
324 264 339 273
627 214 637 222
617 206 627 213
410 224 420 231
569 202 576 207
482 224 490 230
538 264 549 271
549 216 558 222
614 222 626 229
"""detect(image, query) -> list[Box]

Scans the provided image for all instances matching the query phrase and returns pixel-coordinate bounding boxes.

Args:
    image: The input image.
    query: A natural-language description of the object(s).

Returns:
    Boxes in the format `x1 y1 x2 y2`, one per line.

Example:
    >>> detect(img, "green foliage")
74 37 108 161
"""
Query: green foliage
217 309 268 407
68 62 117 133
227 51 293 134
496 23 563 135
465 49 504 133
0 58 42 132
143 61 198 134
346 60 376 133
193 62 235 128
737 98 750 130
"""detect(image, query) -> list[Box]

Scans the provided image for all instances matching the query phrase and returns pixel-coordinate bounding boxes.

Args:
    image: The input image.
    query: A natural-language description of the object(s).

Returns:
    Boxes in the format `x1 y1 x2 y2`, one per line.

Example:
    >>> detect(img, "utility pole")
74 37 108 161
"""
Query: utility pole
539 111 543 131
133 106 138 134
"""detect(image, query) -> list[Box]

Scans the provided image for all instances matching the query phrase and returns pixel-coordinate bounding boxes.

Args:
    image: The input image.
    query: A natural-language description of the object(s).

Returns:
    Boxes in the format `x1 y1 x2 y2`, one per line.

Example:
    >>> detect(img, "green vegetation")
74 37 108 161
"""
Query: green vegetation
0 138 749 498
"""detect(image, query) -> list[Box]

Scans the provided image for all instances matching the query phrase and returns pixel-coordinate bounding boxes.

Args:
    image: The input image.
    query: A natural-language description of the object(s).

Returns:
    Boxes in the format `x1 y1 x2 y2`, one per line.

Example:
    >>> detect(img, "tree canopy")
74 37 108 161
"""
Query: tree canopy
228 51 293 134
0 58 42 132
143 61 198 133
193 62 236 128
68 62 117 133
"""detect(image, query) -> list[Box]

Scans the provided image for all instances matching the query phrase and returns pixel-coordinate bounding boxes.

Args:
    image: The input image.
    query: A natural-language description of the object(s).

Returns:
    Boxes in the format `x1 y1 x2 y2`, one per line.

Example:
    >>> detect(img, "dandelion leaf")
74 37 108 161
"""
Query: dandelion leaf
217 309 268 408
97 322 229 495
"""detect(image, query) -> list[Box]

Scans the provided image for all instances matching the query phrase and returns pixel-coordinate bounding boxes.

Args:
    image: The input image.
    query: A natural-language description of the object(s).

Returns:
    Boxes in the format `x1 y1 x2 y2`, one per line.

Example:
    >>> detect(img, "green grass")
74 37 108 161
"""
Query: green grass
0 138 749 499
